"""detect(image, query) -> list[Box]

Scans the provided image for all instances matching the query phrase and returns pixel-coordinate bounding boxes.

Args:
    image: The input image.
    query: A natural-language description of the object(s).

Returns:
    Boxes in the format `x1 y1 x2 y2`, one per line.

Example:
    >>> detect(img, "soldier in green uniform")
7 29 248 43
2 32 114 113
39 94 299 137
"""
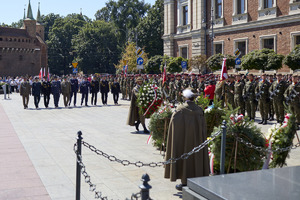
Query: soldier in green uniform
61 76 71 107
269 73 288 123
168 74 176 102
215 77 225 107
268 74 275 120
284 74 300 124
243 74 257 120
190 73 198 93
224 75 235 108
175 74 183 103
255 74 271 124
128 75 135 101
20 76 31 109
182 73 190 89
198 75 205 95
234 74 245 115
120 74 125 100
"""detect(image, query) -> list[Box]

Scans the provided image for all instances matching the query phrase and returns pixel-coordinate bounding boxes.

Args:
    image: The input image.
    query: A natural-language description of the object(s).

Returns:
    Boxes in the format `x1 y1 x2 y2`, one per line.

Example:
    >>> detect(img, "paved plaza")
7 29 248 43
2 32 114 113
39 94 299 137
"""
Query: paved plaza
0 93 299 200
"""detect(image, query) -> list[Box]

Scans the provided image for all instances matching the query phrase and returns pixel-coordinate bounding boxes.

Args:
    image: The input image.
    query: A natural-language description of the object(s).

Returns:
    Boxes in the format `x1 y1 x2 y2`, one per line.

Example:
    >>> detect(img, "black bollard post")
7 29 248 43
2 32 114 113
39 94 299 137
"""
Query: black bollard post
220 120 227 175
76 131 83 200
140 174 152 200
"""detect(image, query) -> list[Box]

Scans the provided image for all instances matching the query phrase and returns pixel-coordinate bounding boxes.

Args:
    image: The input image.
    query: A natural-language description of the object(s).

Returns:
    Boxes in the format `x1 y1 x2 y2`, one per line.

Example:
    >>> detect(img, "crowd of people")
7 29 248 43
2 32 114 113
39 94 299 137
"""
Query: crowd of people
1 72 299 126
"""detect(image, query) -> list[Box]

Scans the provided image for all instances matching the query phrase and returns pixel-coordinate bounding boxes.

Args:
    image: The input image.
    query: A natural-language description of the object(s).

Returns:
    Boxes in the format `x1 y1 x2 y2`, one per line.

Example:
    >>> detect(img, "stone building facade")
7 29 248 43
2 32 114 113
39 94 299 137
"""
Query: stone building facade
0 1 47 77
163 0 300 73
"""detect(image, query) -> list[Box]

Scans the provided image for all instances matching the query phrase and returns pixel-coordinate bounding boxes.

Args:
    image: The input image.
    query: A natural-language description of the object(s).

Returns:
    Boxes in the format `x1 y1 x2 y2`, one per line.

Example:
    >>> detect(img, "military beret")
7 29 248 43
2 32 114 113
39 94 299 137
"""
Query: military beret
136 77 143 81
170 74 175 78
190 73 196 76
261 73 267 76
176 74 182 77
292 74 298 77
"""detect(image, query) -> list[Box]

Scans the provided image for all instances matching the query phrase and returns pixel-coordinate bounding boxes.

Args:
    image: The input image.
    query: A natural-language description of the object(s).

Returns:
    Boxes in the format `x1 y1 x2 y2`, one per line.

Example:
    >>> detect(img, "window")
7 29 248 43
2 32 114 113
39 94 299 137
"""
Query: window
296 35 300 45
264 0 273 8
237 0 245 14
0 38 2 41
215 43 223 54
183 6 188 25
181 47 188 59
215 0 222 19
263 38 274 49
237 41 246 56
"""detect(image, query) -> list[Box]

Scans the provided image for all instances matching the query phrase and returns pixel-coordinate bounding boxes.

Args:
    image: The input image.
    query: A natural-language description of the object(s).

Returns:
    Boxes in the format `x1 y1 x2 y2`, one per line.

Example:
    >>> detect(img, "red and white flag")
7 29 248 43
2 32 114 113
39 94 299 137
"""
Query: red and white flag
39 68 42 80
124 65 128 77
221 58 228 80
43 68 46 77
147 133 152 145
162 62 166 85
47 67 50 81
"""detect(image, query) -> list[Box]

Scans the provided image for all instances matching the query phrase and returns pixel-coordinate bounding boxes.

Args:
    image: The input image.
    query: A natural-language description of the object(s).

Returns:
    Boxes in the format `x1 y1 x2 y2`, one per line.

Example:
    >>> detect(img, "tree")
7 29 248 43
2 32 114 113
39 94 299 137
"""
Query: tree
206 54 235 71
73 20 121 74
41 13 61 41
167 57 187 73
47 14 88 74
188 55 207 73
144 55 163 74
283 45 300 71
136 0 164 57
242 49 284 72
115 42 148 74
10 19 23 28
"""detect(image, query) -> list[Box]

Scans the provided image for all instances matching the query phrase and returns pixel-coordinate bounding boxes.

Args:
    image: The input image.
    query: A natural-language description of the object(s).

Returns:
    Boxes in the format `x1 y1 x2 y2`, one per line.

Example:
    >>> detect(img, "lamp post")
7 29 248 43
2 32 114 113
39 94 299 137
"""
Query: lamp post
210 5 215 56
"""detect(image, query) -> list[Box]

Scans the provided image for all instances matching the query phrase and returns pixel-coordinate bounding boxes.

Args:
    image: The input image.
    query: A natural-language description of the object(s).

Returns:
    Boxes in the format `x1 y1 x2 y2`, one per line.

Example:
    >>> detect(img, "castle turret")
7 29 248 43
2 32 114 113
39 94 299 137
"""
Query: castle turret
36 2 45 40
23 0 36 38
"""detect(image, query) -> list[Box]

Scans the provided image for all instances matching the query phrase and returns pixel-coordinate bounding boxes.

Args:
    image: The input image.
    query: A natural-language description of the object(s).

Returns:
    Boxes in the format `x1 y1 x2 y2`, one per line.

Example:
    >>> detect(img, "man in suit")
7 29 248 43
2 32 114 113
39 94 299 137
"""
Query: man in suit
90 76 100 105
111 78 120 105
20 76 31 109
51 76 61 108
32 77 42 109
69 74 79 106
80 75 90 106
41 76 51 108
100 76 109 105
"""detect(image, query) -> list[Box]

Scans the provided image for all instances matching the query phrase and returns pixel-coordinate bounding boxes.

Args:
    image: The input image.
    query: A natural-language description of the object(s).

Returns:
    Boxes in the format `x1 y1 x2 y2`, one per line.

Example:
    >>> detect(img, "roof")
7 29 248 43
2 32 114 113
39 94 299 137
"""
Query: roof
0 27 30 38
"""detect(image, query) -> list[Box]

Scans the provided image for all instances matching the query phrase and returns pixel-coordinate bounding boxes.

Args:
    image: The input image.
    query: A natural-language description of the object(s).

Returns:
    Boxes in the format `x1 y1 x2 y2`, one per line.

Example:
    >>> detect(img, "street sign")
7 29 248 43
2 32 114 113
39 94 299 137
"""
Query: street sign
181 61 187 69
234 49 241 57
72 62 78 68
137 64 144 70
136 47 144 57
235 58 241 65
235 65 241 70
137 57 144 65
73 68 78 73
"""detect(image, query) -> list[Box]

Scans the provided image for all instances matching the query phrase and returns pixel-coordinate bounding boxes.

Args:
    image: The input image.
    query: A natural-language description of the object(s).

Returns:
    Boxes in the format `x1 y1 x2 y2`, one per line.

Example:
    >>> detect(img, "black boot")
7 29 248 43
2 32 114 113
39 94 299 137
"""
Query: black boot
258 119 264 124
269 115 274 121
263 119 268 125
135 120 140 132
142 124 150 134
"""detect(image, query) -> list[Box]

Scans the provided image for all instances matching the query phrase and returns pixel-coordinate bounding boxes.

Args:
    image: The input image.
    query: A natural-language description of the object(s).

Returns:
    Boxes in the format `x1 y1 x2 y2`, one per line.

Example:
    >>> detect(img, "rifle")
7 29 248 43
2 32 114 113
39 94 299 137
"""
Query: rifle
255 81 266 101
286 82 300 105
269 80 283 100
243 81 255 101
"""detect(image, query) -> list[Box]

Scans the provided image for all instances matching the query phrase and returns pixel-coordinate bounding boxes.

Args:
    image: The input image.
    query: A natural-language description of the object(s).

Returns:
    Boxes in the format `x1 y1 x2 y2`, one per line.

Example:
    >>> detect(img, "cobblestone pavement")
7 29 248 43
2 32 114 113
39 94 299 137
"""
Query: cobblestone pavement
0 93 299 200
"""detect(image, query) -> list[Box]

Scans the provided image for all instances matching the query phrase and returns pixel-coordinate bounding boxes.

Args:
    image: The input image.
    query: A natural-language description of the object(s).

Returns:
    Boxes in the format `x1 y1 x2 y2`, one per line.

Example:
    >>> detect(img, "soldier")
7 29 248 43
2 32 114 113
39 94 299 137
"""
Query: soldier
121 75 127 100
175 74 183 103
256 74 271 124
190 73 198 93
215 77 225 106
61 76 71 108
127 77 150 133
284 74 300 124
111 78 121 105
269 73 288 123
51 76 61 108
100 76 109 105
268 74 275 121
182 73 190 89
20 76 31 109
198 75 205 95
80 76 90 106
168 74 176 103
69 74 79 106
90 76 100 106
128 75 135 101
32 77 42 109
41 76 51 108
234 74 245 116
243 74 257 120
224 75 235 108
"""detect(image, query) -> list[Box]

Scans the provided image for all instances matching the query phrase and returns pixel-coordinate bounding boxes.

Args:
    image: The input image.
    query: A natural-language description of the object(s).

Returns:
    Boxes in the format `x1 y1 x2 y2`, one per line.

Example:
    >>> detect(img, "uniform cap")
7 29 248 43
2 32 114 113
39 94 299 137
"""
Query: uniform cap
136 77 143 82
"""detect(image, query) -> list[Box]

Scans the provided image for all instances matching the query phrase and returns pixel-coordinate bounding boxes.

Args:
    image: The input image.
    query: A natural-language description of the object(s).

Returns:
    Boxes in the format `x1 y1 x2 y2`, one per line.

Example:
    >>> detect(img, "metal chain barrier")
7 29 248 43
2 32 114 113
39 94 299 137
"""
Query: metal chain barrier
233 134 300 153
76 130 222 168
74 145 108 200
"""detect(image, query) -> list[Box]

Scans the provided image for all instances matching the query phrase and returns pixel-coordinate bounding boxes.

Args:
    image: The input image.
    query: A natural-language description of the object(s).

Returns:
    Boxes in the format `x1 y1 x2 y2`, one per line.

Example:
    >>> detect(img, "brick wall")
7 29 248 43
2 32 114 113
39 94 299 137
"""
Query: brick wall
174 37 193 58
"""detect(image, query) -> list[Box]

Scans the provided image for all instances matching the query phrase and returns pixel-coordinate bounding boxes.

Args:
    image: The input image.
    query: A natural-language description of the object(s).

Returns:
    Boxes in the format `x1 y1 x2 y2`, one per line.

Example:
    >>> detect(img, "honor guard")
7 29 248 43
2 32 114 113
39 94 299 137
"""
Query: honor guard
284 74 300 124
234 74 245 116
198 75 205 95
243 74 257 120
190 73 198 93
255 74 271 124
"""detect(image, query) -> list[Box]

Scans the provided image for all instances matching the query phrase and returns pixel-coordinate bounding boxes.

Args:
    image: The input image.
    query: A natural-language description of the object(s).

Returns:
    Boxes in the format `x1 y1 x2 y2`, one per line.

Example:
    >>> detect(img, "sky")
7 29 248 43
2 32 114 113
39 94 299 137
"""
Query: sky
0 0 157 25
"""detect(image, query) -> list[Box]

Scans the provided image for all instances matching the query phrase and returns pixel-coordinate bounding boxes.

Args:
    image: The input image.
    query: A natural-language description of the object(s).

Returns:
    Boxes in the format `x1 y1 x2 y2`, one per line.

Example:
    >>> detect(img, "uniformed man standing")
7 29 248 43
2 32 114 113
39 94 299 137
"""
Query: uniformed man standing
224 75 235 108
190 73 198 93
100 76 109 105
168 74 176 102
111 78 121 105
90 76 100 105
61 76 71 107
243 74 257 120
182 73 190 89
256 74 271 124
80 75 90 106
284 74 300 124
51 76 61 108
215 77 225 106
32 77 42 109
198 75 205 95
20 76 31 109
69 74 79 106
41 76 51 108
269 73 288 123
234 74 245 116
175 74 183 103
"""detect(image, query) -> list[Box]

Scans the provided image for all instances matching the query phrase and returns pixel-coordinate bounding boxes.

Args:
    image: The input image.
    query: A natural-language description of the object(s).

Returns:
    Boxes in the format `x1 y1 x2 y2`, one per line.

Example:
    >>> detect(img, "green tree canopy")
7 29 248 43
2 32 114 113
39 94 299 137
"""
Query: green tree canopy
283 45 300 71
73 20 121 74
242 49 284 72
188 55 207 73
206 54 235 71
167 56 187 73
41 13 61 41
136 0 164 57
144 55 163 74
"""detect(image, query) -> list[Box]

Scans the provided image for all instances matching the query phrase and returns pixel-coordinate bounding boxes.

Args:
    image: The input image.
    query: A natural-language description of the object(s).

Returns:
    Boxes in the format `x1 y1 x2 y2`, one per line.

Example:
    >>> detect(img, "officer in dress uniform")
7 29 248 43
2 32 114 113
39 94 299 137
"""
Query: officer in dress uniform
41 76 51 108
284 74 300 124
20 76 31 109
69 74 79 106
255 74 271 125
111 78 121 105
100 76 109 105
61 76 71 107
80 76 90 106
90 76 100 105
51 76 61 108
32 77 42 109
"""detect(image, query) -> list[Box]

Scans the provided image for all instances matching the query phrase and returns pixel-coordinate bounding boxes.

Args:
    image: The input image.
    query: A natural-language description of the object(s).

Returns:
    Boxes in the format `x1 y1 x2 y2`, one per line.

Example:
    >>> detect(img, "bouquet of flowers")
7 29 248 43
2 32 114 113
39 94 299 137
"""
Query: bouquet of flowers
137 81 163 118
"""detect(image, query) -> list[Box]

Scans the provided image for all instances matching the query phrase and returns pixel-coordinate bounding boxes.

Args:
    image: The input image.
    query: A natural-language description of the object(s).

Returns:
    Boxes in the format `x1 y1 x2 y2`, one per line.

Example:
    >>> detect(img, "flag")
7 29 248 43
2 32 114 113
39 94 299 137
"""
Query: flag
47 67 50 81
147 133 152 145
124 65 128 77
39 68 42 79
43 68 46 77
221 58 228 80
162 62 166 85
